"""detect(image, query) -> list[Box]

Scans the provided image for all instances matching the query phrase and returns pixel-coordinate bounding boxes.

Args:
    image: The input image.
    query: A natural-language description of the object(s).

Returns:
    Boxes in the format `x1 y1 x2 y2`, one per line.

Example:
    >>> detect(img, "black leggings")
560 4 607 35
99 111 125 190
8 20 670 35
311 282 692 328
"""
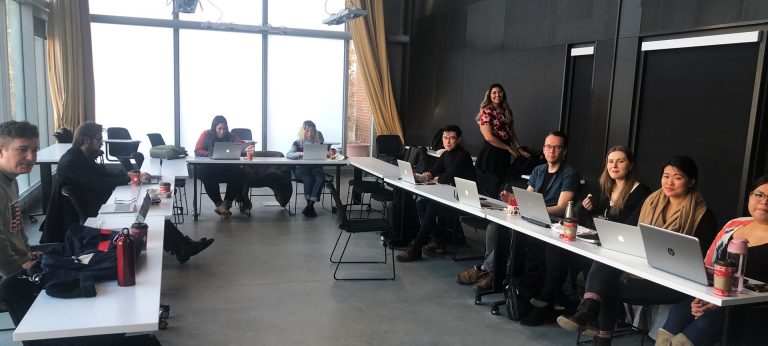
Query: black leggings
199 165 244 205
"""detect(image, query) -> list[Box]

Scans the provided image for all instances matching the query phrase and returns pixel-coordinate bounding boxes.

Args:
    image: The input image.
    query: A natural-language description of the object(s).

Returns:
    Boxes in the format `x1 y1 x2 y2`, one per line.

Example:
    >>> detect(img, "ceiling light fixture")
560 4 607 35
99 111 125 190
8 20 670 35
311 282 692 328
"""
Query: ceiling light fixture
175 0 199 14
322 6 367 25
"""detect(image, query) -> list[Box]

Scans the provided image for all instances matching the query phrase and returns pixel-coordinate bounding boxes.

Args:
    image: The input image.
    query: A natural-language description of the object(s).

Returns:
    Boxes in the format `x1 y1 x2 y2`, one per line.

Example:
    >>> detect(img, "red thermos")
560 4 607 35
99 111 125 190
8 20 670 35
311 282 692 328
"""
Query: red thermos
115 228 136 287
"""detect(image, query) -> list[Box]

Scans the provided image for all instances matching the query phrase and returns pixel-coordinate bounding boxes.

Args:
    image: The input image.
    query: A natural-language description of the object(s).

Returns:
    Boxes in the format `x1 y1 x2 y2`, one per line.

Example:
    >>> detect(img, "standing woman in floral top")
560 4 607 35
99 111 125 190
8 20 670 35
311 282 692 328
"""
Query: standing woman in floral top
475 83 529 196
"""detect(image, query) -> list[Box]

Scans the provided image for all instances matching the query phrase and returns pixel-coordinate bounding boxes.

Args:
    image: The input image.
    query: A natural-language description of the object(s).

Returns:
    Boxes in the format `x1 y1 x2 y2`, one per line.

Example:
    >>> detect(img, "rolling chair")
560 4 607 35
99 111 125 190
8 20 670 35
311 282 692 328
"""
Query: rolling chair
327 181 395 280
52 127 73 144
105 127 142 168
230 128 253 142
60 185 88 225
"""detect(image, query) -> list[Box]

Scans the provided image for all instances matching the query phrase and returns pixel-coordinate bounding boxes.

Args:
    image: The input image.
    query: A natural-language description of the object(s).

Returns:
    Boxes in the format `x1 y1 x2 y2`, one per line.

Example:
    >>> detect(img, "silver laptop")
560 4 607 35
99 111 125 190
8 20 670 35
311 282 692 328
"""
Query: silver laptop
593 218 646 258
210 142 242 160
512 187 555 228
639 223 709 285
303 143 328 160
396 159 434 185
100 186 142 214
134 192 152 223
454 177 498 209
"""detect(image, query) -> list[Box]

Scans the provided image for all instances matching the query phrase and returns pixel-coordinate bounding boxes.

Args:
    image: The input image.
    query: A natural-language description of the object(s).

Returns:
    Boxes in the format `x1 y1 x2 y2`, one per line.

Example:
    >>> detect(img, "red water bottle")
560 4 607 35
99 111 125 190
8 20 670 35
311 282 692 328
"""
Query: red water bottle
115 228 136 287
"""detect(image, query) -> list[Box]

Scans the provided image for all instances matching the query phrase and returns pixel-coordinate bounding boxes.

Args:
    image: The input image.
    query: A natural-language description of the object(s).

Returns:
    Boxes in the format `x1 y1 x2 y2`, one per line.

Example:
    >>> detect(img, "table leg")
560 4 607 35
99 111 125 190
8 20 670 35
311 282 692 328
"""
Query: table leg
352 166 363 203
40 163 52 213
193 164 199 221
335 166 341 194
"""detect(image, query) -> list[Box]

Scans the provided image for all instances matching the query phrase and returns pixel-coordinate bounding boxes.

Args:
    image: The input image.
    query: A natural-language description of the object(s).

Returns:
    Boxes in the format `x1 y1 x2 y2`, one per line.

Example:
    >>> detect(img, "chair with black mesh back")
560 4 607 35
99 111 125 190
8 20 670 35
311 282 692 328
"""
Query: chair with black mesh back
53 128 73 144
293 170 335 215
146 133 187 224
230 128 252 142
61 185 88 225
326 181 395 280
375 134 404 164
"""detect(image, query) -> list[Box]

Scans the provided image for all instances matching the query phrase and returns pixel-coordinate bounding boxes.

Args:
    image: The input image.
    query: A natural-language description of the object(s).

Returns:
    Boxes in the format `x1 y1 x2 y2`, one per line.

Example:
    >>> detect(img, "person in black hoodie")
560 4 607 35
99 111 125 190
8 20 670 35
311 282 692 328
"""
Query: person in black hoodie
396 124 476 262
43 122 213 263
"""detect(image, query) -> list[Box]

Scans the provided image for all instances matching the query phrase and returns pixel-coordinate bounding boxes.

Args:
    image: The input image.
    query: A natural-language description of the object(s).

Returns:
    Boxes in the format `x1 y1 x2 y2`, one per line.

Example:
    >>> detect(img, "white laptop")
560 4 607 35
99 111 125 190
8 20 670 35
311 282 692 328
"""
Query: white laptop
303 143 328 160
100 186 142 214
593 218 646 258
210 142 243 160
454 177 500 209
639 223 710 286
396 159 435 185
512 187 556 228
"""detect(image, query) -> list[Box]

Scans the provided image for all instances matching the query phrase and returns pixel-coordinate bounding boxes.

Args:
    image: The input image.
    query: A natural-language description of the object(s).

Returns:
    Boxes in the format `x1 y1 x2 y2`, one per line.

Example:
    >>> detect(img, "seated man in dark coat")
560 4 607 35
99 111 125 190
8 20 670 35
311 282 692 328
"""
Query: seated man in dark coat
42 122 213 263
396 124 476 261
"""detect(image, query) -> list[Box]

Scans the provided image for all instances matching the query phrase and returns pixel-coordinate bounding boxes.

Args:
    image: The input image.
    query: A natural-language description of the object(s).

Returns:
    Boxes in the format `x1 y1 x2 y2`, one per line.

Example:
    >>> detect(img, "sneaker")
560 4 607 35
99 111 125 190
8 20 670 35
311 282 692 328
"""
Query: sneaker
556 298 600 336
473 272 494 291
176 237 215 264
422 241 447 255
396 243 422 262
214 202 232 219
457 265 487 285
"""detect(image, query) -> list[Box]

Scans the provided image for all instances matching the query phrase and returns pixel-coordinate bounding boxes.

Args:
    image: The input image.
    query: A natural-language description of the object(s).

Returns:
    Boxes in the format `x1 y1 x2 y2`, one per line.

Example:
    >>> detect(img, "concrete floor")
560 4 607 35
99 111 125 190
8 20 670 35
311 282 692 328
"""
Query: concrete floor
1 174 647 345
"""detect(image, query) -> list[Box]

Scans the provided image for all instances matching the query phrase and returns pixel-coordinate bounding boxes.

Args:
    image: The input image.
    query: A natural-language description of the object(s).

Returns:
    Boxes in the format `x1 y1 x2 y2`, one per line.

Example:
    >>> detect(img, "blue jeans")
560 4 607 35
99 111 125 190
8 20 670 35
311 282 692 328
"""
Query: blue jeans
663 297 723 346
295 166 325 201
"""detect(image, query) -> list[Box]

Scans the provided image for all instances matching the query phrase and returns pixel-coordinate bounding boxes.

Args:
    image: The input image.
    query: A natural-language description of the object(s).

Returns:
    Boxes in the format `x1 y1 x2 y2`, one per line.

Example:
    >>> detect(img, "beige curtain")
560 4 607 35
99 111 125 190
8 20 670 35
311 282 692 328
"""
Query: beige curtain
349 0 404 140
47 0 95 131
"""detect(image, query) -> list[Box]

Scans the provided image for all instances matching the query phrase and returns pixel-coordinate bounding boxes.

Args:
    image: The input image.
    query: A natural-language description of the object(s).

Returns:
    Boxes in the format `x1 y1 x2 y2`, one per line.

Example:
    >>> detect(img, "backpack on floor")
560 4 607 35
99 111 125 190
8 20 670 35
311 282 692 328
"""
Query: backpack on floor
505 276 535 321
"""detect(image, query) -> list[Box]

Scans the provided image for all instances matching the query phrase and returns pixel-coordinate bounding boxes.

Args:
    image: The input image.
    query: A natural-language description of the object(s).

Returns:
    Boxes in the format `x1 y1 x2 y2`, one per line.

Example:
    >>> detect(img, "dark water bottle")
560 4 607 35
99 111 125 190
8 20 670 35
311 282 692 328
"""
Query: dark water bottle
115 228 136 287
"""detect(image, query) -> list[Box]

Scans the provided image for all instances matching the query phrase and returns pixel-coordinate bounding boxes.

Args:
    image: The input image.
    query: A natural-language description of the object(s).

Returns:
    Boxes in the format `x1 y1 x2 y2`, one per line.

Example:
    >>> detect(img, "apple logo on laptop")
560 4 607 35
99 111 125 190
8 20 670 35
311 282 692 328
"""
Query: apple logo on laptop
464 190 469 196
668 248 675 256
617 235 625 242
226 149 230 153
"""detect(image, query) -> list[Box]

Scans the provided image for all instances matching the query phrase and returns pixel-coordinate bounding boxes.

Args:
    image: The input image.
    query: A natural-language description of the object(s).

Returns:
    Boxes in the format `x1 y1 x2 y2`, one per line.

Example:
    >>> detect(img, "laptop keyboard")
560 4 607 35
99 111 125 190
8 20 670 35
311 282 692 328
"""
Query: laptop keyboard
114 203 133 212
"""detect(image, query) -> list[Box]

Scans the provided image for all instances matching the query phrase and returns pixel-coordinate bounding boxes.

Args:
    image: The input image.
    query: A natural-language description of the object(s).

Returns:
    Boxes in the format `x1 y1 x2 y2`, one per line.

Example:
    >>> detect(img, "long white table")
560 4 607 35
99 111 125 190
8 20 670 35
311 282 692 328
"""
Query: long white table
35 143 72 214
101 179 177 217
187 156 348 221
349 156 400 179
13 215 166 341
140 157 189 178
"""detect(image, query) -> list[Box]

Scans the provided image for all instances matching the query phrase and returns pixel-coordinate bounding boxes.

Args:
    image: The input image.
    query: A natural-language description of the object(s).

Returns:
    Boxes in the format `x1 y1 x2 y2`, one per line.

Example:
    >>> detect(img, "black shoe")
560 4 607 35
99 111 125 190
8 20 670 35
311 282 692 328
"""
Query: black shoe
520 305 555 326
302 205 317 217
556 298 600 335
591 336 611 346
176 237 215 264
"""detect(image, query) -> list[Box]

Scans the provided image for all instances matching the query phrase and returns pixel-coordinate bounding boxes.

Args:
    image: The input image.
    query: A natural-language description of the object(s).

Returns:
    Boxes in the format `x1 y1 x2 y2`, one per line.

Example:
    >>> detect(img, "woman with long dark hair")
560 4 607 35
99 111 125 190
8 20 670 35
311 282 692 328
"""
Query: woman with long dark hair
474 83 529 196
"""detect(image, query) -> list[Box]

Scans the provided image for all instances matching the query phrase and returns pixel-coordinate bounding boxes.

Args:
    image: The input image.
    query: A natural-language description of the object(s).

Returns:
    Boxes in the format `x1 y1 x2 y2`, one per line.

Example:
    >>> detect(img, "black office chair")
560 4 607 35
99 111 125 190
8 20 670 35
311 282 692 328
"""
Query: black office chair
231 128 252 141
52 127 73 144
146 133 166 147
240 151 293 215
61 185 88 225
455 216 489 261
327 181 395 280
375 134 404 164
105 127 141 166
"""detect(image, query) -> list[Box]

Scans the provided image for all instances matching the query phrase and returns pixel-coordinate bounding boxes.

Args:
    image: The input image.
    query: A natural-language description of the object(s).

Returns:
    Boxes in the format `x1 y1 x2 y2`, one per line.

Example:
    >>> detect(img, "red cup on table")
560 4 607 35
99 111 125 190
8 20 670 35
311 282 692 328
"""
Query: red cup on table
128 170 141 187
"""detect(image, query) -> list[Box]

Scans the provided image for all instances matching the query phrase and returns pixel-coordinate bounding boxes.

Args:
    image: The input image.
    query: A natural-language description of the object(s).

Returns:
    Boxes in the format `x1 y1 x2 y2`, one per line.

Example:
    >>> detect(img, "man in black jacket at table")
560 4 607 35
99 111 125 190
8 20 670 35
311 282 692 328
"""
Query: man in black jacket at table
41 122 213 263
396 124 476 262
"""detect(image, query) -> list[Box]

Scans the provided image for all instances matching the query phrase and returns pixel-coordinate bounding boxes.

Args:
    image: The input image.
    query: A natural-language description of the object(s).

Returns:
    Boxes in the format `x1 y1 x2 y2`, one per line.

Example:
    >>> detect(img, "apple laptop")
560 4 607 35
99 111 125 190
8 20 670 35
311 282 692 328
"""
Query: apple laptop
396 159 435 185
303 143 328 160
100 186 141 214
593 218 646 258
210 142 242 160
639 223 709 286
135 192 152 223
454 177 499 209
512 187 556 228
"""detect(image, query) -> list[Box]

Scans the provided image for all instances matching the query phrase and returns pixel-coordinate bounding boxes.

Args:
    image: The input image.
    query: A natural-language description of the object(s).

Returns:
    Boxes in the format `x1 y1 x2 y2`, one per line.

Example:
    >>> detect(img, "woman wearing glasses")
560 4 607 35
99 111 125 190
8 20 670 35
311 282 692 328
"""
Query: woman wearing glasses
557 156 718 345
474 83 529 196
655 175 768 346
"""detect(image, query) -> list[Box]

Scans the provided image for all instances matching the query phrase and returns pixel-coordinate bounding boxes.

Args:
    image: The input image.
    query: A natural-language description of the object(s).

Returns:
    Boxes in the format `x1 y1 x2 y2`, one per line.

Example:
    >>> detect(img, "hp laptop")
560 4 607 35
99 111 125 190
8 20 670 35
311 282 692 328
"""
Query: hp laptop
512 187 556 228
210 142 242 160
303 143 328 160
454 177 499 209
593 218 646 258
639 223 710 285
100 186 142 214
396 159 435 185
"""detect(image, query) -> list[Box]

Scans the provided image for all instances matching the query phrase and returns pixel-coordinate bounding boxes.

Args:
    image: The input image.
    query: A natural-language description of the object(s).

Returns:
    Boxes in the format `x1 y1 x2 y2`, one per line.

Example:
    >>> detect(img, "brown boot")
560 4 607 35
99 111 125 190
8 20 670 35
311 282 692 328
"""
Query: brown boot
556 298 600 336
655 328 674 345
457 265 488 285
396 243 422 262
668 333 693 346
473 272 494 291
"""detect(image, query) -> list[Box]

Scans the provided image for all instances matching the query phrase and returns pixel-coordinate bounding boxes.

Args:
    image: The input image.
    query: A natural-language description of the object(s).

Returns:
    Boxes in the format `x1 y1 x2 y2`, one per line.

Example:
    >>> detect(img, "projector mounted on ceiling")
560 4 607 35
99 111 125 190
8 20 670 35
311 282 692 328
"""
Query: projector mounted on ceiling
175 0 199 14
322 7 367 25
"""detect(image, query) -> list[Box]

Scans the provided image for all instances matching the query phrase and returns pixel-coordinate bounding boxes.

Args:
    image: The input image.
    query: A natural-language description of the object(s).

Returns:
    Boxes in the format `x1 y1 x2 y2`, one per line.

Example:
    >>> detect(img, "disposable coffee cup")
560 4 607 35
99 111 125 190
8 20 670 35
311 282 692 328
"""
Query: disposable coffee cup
130 222 148 251
128 170 141 187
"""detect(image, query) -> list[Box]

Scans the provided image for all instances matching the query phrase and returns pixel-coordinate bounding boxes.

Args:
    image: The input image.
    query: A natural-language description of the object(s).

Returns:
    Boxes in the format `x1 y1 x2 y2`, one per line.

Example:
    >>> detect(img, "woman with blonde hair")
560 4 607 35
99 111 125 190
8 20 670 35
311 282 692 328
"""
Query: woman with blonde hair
475 83 529 196
287 120 325 217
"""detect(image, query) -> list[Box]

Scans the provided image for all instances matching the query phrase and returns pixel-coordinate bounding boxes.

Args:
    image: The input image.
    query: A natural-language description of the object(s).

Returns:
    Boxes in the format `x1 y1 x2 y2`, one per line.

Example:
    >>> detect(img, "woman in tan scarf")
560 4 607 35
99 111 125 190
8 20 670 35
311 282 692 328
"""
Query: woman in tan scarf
557 156 717 346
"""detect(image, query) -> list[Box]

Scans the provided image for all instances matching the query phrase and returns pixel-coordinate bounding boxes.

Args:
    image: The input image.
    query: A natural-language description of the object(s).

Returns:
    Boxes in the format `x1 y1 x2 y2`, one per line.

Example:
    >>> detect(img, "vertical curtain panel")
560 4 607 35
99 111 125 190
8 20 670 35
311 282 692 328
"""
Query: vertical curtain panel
349 0 404 140
47 0 95 132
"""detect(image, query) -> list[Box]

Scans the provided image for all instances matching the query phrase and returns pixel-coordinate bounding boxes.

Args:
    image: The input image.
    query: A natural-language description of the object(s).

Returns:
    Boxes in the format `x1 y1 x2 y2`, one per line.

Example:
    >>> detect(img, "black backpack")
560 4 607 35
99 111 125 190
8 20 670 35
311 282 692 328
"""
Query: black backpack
404 146 430 174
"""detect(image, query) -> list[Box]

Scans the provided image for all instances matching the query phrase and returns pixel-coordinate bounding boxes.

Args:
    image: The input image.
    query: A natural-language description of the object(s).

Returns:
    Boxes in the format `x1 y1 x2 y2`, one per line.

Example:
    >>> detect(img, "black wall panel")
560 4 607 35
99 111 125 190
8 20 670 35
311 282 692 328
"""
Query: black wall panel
640 0 768 35
634 43 759 222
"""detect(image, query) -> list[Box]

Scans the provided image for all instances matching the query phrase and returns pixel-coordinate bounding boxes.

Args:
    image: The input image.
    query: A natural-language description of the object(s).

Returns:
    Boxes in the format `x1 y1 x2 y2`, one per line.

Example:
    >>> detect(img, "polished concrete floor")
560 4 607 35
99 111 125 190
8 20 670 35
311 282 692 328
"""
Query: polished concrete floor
1 174 647 345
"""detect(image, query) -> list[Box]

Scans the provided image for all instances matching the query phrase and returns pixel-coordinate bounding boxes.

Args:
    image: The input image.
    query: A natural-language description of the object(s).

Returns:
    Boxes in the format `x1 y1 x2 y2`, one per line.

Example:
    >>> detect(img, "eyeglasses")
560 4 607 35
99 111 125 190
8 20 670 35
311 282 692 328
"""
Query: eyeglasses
750 191 768 202
543 145 563 152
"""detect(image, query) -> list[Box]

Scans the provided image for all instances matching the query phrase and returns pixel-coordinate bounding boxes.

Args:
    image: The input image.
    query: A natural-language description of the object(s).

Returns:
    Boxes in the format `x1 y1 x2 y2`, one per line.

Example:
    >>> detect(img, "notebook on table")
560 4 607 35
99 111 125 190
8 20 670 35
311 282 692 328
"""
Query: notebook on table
639 223 710 285
396 159 435 185
100 186 142 214
303 143 328 160
593 218 646 258
210 142 243 160
454 177 499 209
512 187 558 228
